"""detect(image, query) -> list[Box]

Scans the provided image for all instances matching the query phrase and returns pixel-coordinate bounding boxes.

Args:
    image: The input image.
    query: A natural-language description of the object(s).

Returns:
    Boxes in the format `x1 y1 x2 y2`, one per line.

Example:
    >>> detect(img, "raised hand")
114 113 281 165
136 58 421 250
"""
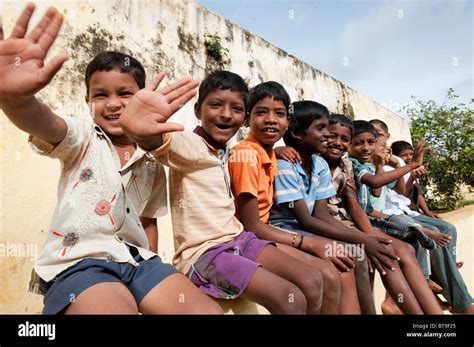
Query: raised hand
385 154 400 168
372 152 385 167
411 165 428 178
119 72 199 150
0 3 68 108
411 140 429 167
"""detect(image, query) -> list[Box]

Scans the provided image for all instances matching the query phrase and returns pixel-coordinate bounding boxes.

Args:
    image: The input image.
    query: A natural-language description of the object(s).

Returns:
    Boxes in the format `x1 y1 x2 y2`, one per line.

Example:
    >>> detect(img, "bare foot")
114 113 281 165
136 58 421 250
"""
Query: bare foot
381 296 403 315
421 227 451 248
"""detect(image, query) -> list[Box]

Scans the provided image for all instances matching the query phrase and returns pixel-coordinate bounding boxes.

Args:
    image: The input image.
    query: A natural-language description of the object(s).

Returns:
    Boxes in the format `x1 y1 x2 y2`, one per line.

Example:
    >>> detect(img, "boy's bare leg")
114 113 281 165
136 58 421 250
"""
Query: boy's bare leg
63 282 139 314
379 261 424 314
277 244 345 314
242 267 308 314
353 258 377 314
138 273 223 314
338 268 362 314
253 245 330 314
371 229 443 314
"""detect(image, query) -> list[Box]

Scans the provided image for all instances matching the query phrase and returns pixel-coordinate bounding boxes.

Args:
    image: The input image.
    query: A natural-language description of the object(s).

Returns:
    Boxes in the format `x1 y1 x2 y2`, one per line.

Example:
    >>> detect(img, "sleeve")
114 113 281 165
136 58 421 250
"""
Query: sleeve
314 157 336 200
228 147 259 199
140 162 168 219
349 158 370 186
28 116 91 169
273 159 305 205
343 160 357 198
152 132 205 172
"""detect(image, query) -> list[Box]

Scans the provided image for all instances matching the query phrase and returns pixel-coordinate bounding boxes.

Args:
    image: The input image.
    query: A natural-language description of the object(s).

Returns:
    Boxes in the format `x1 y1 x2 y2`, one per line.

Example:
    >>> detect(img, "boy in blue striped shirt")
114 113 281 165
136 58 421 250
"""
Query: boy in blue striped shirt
269 101 399 314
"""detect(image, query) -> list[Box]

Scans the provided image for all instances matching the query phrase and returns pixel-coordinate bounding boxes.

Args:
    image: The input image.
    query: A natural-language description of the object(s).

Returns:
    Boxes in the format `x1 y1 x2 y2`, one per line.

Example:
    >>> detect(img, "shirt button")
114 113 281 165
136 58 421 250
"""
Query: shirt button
126 207 130 213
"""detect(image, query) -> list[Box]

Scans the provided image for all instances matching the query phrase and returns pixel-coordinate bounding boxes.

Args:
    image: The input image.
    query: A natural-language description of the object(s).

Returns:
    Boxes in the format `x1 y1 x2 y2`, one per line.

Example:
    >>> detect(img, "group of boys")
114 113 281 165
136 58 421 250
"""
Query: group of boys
1 4 471 315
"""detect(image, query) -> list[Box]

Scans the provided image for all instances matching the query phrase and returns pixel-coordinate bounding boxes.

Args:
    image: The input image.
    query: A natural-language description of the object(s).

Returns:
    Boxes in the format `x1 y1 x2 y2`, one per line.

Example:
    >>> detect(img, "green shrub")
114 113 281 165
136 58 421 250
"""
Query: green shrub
405 89 474 209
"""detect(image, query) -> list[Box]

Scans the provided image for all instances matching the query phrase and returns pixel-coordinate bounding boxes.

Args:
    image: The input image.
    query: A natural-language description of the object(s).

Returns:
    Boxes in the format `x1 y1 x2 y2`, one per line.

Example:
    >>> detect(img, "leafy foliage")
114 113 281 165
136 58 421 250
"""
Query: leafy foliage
405 89 474 209
204 33 229 64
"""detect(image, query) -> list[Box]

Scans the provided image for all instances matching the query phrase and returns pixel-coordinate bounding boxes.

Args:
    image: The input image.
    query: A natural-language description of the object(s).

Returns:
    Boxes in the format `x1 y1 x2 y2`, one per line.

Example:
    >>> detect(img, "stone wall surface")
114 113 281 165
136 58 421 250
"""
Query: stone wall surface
1 0 416 313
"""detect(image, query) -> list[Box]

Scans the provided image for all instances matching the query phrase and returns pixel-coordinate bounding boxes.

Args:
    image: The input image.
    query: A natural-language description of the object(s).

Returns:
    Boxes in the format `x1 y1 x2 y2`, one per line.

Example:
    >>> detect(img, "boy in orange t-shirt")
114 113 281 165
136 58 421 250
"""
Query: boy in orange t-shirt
229 82 360 313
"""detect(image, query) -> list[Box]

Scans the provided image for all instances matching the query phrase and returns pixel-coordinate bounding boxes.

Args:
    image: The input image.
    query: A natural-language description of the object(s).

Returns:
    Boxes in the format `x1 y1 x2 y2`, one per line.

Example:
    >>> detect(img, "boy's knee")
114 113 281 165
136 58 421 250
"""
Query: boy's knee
398 241 416 258
301 269 325 299
278 283 307 314
319 266 340 292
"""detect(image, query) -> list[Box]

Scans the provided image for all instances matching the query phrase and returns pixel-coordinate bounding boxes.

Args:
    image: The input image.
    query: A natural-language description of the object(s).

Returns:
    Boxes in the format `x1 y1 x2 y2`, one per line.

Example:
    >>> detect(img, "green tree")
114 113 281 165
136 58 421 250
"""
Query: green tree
405 88 474 209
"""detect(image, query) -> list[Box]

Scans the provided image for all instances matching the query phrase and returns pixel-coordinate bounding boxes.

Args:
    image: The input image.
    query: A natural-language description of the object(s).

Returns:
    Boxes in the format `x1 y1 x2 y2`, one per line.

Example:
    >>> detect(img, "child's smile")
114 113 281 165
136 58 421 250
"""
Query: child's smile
249 97 288 149
87 69 139 137
195 89 246 147
325 123 351 161
348 132 376 163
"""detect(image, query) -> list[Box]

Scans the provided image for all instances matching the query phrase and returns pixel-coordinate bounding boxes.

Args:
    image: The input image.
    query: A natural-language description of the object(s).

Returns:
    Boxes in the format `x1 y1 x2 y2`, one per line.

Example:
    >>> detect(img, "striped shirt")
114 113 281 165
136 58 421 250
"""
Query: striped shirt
152 131 244 274
269 155 336 226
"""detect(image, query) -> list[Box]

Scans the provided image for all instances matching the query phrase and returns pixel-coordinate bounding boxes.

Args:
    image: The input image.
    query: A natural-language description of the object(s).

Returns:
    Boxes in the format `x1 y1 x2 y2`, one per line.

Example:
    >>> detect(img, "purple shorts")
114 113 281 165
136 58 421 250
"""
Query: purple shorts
186 231 274 299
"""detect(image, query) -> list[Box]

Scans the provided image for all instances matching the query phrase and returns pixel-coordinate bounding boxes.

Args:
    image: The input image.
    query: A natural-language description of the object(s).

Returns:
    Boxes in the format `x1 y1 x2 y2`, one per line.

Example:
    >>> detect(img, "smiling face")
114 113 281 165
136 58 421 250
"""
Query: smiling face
325 122 352 162
298 116 330 155
248 97 288 149
86 69 139 137
349 131 377 163
398 148 414 164
195 88 246 146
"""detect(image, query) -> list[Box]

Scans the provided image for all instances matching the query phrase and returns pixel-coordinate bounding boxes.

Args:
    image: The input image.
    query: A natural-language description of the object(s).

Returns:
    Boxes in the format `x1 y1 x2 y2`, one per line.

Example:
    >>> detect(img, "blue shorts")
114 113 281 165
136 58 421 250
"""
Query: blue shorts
40 254 177 314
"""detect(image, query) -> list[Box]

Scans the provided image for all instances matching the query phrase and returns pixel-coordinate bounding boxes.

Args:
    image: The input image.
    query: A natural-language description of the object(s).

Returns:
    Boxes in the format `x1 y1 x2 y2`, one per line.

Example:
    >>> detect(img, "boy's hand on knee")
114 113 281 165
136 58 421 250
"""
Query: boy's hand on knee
0 4 68 109
120 72 199 150
364 235 399 274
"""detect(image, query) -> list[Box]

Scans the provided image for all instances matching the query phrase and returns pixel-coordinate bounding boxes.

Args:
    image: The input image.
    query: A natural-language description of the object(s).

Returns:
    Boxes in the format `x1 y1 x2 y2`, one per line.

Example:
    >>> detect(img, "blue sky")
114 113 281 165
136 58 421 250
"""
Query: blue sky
197 0 473 115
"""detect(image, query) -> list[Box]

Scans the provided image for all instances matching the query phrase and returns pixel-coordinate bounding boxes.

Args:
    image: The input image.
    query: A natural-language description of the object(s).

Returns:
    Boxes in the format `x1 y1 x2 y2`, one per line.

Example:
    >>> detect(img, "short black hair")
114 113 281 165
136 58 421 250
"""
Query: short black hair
329 114 354 138
353 120 377 137
283 100 329 148
196 70 248 110
391 140 414 156
369 119 389 134
247 81 291 118
85 51 146 96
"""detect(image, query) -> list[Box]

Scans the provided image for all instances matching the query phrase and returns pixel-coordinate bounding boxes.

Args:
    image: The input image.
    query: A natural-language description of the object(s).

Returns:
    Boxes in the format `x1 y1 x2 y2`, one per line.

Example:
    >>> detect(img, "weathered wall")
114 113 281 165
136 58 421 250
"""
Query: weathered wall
1 0 412 313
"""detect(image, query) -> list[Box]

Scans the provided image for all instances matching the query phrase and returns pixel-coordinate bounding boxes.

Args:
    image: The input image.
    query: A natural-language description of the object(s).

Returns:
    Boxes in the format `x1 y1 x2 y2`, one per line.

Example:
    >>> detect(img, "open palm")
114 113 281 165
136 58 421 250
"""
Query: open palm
0 4 68 104
120 72 199 148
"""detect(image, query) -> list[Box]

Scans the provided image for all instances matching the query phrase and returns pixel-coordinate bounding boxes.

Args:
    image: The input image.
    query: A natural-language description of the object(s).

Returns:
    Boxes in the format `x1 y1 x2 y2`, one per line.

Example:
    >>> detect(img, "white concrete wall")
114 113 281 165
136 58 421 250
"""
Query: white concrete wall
1 0 412 313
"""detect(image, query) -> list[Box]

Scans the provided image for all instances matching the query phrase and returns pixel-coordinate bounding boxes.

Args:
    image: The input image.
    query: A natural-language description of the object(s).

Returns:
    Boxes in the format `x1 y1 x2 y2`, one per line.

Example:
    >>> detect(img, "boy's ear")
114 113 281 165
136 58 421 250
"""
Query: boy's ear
194 102 201 120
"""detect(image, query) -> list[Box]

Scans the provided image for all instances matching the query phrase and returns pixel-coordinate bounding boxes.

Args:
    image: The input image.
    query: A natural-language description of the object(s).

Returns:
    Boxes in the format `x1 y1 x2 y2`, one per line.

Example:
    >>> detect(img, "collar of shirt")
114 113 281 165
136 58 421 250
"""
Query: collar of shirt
244 133 276 168
93 124 154 182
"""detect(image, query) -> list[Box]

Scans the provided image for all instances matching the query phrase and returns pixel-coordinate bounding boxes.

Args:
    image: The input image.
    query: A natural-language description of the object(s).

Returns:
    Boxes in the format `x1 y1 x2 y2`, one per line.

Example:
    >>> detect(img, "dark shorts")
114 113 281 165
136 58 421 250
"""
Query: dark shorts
40 254 177 315
186 231 274 299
